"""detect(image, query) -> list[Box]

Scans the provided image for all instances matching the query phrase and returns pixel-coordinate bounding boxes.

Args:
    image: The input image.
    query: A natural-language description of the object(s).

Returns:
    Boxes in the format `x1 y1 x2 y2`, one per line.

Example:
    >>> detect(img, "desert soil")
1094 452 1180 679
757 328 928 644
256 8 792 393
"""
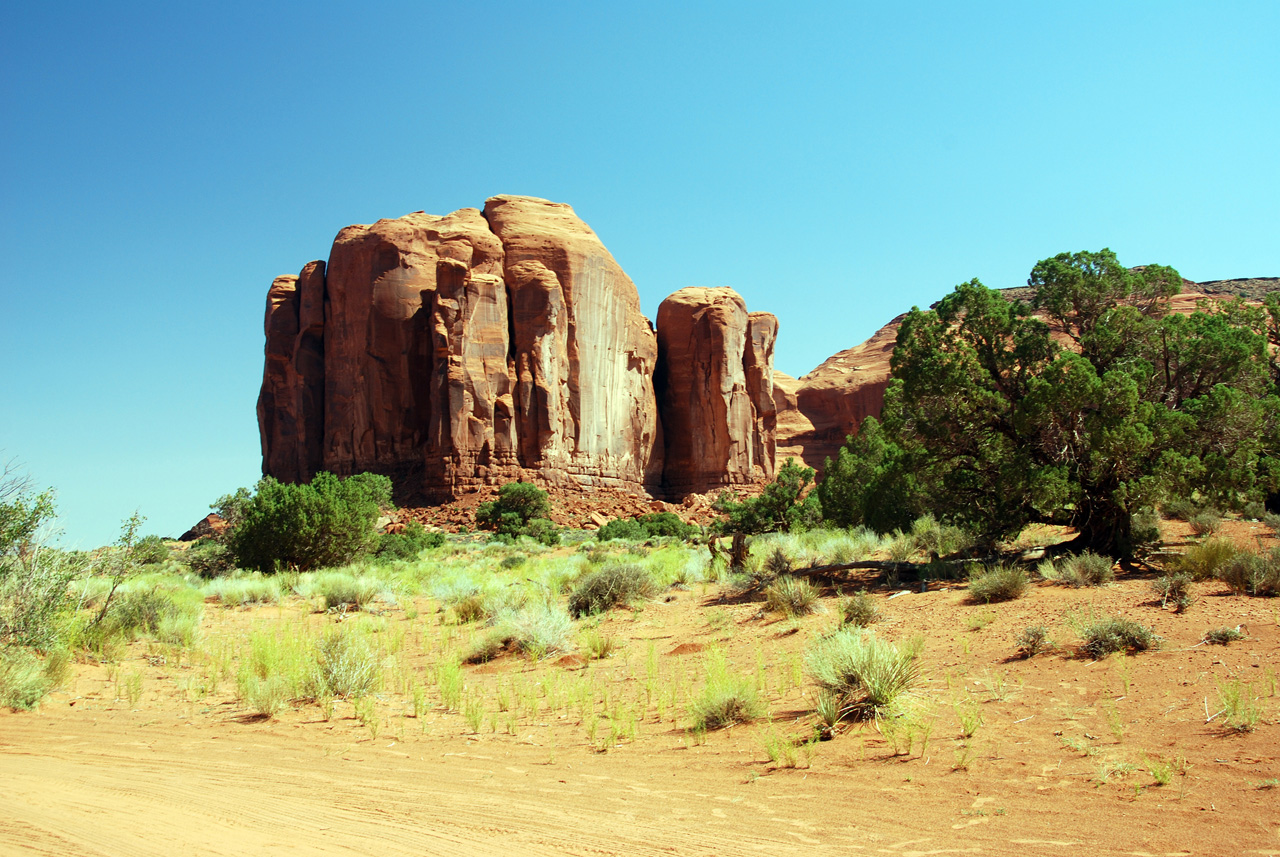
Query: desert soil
3 521 1279 856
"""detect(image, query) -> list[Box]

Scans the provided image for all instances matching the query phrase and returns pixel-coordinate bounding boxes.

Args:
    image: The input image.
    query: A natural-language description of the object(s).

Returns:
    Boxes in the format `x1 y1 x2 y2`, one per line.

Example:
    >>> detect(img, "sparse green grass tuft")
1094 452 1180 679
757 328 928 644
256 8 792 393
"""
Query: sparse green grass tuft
1217 678 1262 733
806 628 919 718
1216 549 1280 597
1014 625 1052 658
839 590 880 627
1152 572 1194 611
689 648 764 731
1203 626 1245 645
966 565 1028 603
1069 612 1160 659
1176 537 1237 581
1043 552 1114 587
763 575 819 617
567 564 655 618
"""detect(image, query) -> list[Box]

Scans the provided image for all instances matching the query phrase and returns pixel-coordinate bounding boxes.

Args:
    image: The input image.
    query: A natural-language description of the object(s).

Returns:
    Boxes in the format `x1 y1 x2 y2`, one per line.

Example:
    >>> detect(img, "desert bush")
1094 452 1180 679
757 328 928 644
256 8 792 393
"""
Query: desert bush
313 572 383 612
689 649 764 730
909 513 972 556
1130 507 1163 551
1014 625 1052 658
206 575 281 607
374 521 445 563
579 627 617 660
1188 511 1222 536
96 587 203 647
133 535 171 566
183 539 235 578
806 628 919 717
1241 501 1266 520
966 564 1028 603
1263 512 1280 531
498 602 573 658
840 590 880 627
715 458 821 535
463 629 513 664
0 646 68 710
596 517 647 542
1162 497 1197 521
228 472 392 573
567 564 655 618
475 482 558 545
763 575 819 617
1203 626 1245 645
1151 572 1194 611
1216 549 1280 597
1176 536 1238 581
1069 612 1160 659
450 592 488 624
1043 552 1115 587
309 628 380 699
598 512 694 542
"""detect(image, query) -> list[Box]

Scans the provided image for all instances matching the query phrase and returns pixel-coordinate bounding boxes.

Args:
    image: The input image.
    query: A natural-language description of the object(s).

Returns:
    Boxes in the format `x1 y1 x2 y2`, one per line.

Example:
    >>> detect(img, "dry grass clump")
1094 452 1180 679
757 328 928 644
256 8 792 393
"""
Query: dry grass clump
1203 626 1245 645
1014 625 1053 659
1188 511 1222 536
1216 549 1280 597
806 628 919 718
763 575 819 617
1152 572 1194 611
1176 537 1237 581
567 564 655 617
310 628 380 699
497 602 574 659
1042 552 1114 587
1069 611 1160 659
688 649 764 731
966 564 1028 603
839 590 880 627
312 572 383 612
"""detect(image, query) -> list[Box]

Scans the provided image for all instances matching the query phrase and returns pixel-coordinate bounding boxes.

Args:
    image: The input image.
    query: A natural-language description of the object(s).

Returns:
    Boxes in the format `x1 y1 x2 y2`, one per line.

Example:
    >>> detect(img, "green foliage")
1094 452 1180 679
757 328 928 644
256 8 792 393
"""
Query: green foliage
597 511 694 542
228 472 392 573
0 646 68 710
1176 536 1238 580
1041 551 1115 587
567 564 655 617
806 628 919 717
966 564 1028 603
183 539 234 579
374 521 445 563
1203 626 1245 645
817 250 1280 557
1 470 83 650
716 458 821 535
134 535 170 566
1188 511 1222 536
310 628 380 699
1152 572 1194 611
475 482 553 540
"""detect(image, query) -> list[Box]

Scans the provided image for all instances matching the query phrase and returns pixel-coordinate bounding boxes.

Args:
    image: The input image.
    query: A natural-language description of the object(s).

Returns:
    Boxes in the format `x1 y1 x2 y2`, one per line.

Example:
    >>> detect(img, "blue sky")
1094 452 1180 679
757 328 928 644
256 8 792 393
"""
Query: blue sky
2 1 1277 547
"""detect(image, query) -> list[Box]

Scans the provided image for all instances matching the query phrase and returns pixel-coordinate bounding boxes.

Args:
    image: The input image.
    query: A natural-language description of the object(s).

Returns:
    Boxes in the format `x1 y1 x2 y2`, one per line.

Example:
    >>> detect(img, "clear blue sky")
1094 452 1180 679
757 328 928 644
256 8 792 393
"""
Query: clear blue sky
2 1 1276 547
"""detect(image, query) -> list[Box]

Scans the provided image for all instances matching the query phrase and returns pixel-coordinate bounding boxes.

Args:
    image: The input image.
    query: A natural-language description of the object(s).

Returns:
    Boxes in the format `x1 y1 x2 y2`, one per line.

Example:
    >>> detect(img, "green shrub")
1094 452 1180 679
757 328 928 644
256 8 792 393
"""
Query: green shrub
463 629 513 664
183 539 234 578
1152 572 1194 611
1176 536 1238 581
228 472 392 573
1216 549 1280 597
476 482 551 537
567 564 655 618
689 649 764 730
1130 507 1162 551
374 521 444 563
840 590 880 627
596 518 647 542
98 588 203 646
518 517 560 546
1 477 83 649
134 535 171 566
909 513 973 556
806 628 919 717
966 564 1028 603
763 575 819 617
715 458 821 535
1070 612 1160 659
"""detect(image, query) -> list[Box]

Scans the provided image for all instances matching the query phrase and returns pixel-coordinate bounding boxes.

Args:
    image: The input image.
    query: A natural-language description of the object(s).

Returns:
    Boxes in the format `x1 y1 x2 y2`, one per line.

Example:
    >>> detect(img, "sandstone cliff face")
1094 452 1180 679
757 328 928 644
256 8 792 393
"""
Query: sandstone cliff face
259 196 678 499
655 288 776 495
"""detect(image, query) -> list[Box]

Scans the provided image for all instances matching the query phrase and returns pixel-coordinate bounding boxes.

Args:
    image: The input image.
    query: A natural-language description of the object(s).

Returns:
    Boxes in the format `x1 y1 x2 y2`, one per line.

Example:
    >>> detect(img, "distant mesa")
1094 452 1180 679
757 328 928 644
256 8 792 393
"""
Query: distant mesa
258 197 1276 503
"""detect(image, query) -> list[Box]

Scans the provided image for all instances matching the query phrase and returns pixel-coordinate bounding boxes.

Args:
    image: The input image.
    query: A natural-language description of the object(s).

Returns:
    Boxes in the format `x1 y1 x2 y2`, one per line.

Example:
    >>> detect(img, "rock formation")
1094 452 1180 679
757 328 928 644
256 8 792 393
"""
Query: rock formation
655 287 777 494
258 196 768 501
